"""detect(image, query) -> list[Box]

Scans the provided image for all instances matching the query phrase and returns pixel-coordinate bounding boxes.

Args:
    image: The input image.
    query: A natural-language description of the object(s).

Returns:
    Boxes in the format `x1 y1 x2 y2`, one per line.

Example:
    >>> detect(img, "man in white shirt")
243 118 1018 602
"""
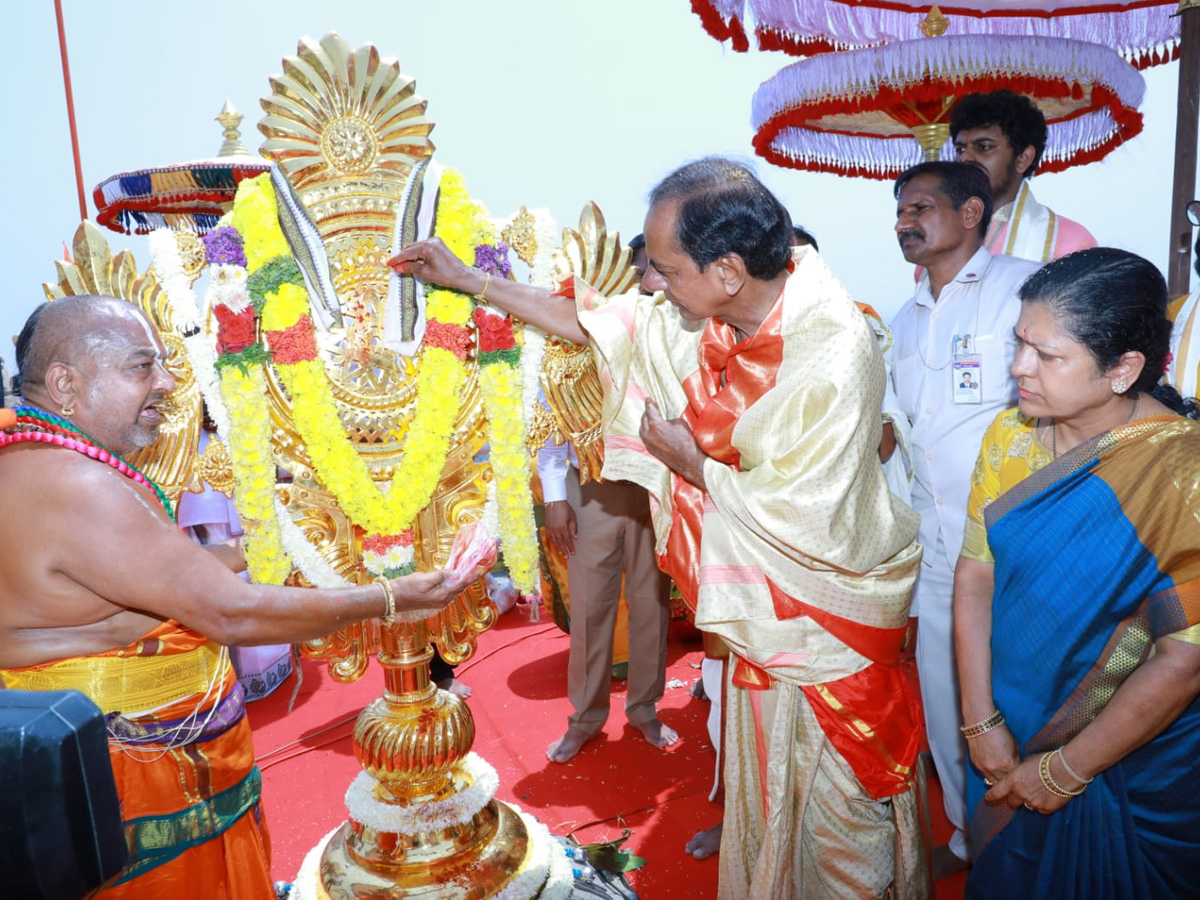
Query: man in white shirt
950 90 1096 264
889 160 1041 873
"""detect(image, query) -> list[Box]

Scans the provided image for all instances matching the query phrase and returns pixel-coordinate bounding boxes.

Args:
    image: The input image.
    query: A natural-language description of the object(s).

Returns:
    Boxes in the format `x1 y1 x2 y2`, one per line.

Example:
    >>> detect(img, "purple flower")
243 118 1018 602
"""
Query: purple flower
203 226 247 267
474 242 513 278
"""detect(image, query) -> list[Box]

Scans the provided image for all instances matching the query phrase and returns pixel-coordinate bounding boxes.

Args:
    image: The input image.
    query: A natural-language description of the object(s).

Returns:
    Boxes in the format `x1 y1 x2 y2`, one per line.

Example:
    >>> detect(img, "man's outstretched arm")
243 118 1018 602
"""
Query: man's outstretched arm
389 238 588 344
41 461 461 647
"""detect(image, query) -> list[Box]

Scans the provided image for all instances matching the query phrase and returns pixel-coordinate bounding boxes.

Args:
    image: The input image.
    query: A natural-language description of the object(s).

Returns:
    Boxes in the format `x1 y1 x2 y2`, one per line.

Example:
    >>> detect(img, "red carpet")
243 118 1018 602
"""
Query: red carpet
248 609 966 899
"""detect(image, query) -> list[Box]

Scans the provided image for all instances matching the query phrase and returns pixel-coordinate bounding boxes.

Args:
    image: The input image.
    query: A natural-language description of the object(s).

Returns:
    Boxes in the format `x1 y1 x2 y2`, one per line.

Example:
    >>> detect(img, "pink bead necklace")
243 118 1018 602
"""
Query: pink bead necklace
1 407 176 521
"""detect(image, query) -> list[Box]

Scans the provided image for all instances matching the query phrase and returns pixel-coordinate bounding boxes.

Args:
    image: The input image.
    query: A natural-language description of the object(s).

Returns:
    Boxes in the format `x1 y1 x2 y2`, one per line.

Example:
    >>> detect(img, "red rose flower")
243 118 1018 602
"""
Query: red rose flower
214 304 257 354
473 309 515 353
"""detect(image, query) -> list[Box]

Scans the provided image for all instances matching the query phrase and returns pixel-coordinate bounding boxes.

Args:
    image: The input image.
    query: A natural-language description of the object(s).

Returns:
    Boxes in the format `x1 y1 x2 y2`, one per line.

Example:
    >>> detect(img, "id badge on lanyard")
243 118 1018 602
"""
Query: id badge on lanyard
952 333 982 405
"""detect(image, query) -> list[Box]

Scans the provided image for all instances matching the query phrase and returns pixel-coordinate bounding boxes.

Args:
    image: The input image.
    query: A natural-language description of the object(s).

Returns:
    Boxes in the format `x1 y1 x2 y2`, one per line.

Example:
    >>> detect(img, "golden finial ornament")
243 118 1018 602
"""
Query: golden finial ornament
919 5 950 37
174 232 207 283
501 206 540 266
215 100 249 157
529 203 639 483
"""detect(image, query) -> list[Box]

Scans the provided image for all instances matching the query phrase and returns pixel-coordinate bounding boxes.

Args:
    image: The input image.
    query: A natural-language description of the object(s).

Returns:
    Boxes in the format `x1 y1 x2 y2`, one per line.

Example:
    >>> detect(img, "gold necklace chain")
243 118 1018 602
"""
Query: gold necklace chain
1044 393 1141 459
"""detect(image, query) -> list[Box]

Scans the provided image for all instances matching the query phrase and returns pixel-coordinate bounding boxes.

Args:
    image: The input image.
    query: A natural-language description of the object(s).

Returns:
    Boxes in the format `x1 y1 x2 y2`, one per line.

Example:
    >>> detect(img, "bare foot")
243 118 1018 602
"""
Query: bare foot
435 677 472 699
635 717 680 749
685 822 722 859
931 844 969 880
546 727 593 763
689 678 709 701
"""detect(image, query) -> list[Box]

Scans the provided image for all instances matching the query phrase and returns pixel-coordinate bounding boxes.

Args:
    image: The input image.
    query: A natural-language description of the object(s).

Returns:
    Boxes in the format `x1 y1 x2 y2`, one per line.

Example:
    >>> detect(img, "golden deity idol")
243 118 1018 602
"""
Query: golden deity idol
50 32 635 900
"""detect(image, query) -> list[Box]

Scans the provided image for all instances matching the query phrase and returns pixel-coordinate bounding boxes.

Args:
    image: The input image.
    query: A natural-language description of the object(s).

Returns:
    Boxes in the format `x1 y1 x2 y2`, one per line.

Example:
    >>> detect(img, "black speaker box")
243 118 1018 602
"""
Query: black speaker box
0 689 128 898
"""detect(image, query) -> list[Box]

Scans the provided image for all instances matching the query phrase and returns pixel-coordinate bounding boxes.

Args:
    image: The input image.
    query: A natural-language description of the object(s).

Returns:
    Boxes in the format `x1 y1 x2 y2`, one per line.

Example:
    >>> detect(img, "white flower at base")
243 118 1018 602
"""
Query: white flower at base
344 752 499 835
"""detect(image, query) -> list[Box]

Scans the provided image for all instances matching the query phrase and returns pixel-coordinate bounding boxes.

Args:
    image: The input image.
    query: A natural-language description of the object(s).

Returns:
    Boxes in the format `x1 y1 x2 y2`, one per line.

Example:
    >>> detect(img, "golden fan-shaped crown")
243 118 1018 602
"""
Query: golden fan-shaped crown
258 32 436 240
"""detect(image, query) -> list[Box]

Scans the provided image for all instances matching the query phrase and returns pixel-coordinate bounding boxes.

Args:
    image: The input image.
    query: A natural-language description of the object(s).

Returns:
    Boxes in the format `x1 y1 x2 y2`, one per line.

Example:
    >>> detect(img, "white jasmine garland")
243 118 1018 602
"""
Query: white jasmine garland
147 230 232 440
344 752 499 834
274 498 346 588
148 230 202 329
185 331 231 440
540 827 576 900
273 501 432 623
524 209 560 292
520 325 546 430
519 208 558 424
285 828 338 900
285 807 571 900
487 809 554 900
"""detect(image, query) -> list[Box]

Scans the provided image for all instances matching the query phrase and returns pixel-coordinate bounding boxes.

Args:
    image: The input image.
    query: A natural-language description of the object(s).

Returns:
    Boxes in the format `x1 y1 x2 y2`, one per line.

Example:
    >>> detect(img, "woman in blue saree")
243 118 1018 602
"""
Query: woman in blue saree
953 248 1200 899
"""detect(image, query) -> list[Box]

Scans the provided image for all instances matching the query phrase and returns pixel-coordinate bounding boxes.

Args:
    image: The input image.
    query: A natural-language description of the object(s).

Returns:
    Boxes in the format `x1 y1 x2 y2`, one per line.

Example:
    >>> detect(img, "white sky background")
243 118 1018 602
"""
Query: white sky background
0 1 1193 380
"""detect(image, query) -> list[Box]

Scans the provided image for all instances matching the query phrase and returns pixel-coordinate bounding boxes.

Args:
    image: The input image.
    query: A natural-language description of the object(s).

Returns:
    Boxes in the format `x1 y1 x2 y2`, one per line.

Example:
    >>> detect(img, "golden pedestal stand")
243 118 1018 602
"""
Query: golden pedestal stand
317 623 535 899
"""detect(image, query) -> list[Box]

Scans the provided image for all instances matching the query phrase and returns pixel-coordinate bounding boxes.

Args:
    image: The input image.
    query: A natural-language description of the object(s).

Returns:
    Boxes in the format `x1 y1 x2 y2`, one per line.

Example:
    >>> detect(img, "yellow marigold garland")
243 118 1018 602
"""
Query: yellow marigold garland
477 358 538 593
219 364 291 583
231 171 482 536
223 169 540 595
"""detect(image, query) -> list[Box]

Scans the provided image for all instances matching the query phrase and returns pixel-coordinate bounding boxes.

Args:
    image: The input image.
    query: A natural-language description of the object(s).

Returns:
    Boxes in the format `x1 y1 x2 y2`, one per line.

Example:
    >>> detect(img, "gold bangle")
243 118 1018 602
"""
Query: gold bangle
475 272 491 303
1039 751 1086 798
376 576 396 625
961 710 1004 740
1054 747 1093 786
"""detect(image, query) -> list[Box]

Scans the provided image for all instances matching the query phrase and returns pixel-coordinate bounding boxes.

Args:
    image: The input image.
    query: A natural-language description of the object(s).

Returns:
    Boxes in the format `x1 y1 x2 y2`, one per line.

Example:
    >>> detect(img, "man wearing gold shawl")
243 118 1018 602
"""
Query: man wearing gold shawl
393 157 930 898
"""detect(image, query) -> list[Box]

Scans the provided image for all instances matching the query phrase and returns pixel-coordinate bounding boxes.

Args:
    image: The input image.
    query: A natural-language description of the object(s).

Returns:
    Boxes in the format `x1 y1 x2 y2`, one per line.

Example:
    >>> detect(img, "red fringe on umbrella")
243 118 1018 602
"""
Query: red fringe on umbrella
690 0 749 52
753 74 1143 180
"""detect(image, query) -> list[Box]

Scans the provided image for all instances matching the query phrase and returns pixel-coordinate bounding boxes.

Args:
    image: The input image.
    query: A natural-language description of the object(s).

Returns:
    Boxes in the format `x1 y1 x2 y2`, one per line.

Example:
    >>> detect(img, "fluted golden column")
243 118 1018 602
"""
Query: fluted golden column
319 616 532 898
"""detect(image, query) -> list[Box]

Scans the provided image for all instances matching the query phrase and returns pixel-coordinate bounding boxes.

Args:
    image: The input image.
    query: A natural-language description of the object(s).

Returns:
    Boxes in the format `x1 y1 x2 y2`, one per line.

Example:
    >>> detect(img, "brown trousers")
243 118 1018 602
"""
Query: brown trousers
565 470 670 734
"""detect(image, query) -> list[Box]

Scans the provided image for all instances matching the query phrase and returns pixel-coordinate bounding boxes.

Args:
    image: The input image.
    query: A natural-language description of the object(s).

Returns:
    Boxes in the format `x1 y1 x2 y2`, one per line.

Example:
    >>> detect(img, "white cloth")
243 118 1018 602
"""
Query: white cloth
535 438 578 504
914 536 970 861
701 656 724 801
888 246 1039 565
984 181 1096 265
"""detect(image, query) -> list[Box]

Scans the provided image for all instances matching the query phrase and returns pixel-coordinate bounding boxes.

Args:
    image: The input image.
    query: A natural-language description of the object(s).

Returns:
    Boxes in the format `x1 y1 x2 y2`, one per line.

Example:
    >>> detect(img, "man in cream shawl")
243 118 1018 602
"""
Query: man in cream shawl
392 157 929 899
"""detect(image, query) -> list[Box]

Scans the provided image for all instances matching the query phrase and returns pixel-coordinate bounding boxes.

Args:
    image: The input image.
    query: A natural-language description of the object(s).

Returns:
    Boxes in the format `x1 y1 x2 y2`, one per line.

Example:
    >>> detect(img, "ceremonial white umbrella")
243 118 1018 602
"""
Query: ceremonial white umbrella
751 33 1145 179
691 0 1181 68
689 0 1198 292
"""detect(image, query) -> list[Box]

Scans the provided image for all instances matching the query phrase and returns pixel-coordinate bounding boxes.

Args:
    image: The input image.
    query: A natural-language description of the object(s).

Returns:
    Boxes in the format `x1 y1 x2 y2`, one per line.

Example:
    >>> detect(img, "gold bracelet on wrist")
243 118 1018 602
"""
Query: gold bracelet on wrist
1039 750 1086 798
960 709 1005 740
475 272 491 303
376 576 396 625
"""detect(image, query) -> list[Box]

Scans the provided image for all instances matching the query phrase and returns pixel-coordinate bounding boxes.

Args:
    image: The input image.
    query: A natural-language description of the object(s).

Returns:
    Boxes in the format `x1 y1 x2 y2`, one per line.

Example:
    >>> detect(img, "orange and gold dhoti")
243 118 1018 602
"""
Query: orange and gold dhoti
2 621 274 900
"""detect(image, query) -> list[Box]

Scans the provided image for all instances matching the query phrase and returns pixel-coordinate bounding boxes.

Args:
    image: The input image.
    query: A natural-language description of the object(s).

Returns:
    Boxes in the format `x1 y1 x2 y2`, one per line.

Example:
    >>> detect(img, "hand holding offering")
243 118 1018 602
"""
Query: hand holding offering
444 521 498 592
